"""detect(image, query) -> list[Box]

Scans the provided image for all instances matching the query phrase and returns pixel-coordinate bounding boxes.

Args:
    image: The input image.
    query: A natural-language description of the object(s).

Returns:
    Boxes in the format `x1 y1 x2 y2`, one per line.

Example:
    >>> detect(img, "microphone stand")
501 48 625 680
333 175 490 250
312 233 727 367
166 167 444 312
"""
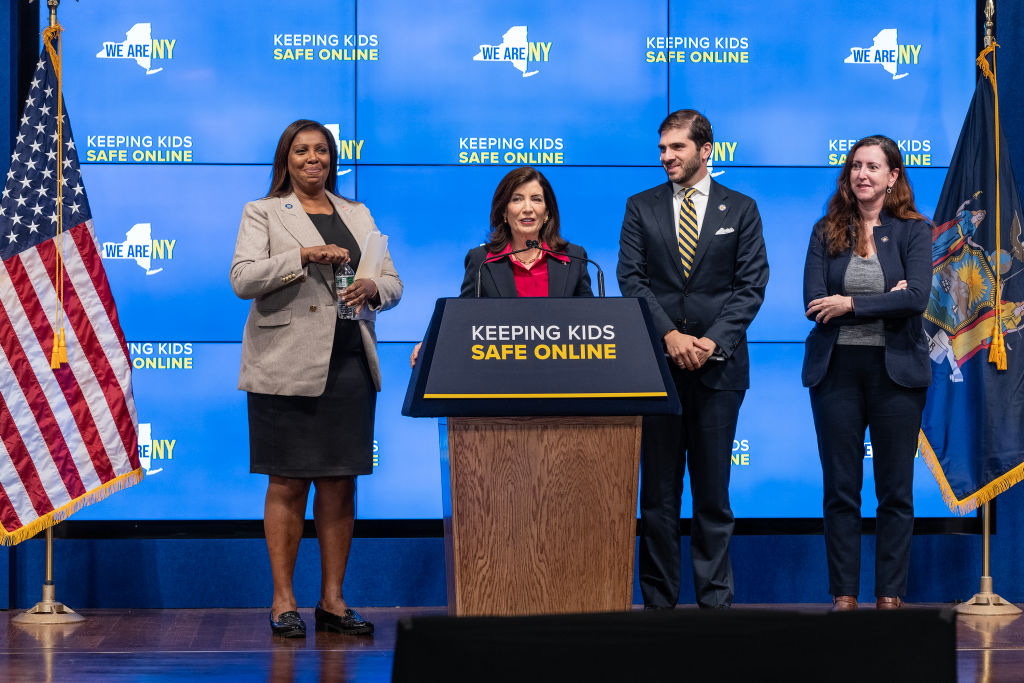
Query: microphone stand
526 240 606 297
475 245 538 297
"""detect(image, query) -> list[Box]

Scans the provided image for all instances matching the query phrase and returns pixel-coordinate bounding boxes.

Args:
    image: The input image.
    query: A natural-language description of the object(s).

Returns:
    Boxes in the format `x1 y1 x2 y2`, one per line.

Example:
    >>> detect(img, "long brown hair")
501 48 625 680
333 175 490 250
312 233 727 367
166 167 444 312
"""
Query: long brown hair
485 166 567 253
266 119 338 198
821 135 928 255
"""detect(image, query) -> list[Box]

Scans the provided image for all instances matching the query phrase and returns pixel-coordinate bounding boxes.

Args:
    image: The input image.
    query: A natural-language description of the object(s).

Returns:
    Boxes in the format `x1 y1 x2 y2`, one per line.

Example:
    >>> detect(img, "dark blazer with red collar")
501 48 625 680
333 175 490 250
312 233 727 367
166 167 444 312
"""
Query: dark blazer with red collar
459 242 594 298
617 179 768 391
801 212 932 388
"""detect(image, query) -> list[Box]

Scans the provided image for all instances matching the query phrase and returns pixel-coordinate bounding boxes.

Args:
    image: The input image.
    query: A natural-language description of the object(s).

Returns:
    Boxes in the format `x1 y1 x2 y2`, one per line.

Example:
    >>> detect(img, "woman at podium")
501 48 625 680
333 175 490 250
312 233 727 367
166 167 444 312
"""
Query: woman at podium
801 135 931 611
459 166 594 298
411 166 592 366
230 119 403 637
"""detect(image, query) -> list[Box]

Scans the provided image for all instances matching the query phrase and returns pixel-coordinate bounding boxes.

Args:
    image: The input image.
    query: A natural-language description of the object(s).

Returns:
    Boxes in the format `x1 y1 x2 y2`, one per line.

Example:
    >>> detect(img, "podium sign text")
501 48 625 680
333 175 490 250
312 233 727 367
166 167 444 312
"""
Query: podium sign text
403 297 678 417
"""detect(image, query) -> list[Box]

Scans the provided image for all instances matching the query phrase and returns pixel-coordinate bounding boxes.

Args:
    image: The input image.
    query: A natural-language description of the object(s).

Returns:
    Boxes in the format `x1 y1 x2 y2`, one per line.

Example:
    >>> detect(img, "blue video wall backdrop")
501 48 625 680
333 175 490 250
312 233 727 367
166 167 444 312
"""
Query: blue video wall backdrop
44 0 976 519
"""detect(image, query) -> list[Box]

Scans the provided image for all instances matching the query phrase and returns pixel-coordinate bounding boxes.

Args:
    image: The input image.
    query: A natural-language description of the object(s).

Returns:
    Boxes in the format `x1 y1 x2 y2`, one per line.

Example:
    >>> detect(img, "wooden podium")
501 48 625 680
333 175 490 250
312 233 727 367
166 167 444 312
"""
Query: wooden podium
441 415 640 615
404 298 678 616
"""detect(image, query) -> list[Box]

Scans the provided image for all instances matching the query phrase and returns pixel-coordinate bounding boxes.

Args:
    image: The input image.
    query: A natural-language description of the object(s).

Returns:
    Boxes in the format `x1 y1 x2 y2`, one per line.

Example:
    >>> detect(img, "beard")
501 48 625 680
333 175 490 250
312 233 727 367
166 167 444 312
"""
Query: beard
668 153 704 185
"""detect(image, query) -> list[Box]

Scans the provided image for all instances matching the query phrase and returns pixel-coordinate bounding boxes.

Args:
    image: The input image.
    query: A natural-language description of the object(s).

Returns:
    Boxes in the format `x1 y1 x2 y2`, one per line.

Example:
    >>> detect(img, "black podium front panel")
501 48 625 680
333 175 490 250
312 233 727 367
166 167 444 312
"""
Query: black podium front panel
403 297 679 417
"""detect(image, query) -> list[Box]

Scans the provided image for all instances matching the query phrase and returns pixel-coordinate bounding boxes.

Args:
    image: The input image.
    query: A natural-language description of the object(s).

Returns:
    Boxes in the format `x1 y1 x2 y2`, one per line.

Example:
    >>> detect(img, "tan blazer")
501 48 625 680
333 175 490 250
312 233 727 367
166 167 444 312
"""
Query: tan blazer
230 191 402 396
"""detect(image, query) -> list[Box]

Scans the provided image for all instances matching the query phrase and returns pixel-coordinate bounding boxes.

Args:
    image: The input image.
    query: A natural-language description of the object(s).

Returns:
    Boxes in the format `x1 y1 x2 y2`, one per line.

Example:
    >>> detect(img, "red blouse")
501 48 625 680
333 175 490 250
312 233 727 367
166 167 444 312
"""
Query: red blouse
493 242 570 297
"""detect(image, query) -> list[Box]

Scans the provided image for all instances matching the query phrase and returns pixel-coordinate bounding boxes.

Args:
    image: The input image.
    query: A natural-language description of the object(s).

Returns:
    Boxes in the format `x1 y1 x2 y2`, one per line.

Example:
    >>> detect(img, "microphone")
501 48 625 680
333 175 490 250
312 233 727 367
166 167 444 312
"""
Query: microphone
526 240 606 297
475 244 537 298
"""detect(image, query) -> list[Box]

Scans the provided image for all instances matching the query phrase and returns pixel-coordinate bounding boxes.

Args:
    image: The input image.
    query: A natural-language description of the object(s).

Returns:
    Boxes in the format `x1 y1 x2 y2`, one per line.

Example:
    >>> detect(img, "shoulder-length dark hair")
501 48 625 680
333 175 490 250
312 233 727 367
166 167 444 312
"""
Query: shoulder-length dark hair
485 166 567 253
821 135 928 255
266 119 338 198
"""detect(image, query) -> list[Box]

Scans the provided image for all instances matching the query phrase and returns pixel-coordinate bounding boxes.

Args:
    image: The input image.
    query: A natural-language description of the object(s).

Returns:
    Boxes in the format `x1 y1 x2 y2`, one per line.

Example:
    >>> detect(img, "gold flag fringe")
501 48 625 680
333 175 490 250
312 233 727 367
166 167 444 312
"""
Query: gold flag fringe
919 430 1024 515
0 468 144 546
977 43 1008 370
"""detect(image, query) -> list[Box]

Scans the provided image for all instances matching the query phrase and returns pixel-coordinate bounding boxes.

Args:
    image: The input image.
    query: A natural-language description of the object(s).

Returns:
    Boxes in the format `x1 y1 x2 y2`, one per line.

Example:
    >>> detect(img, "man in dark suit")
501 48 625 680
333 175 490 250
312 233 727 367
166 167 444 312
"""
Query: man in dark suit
617 110 768 609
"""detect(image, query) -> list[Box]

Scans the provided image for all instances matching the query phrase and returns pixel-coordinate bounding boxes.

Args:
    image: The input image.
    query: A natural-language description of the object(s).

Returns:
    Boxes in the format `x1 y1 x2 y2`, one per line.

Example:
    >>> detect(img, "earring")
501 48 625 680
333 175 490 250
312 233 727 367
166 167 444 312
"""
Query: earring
886 186 892 195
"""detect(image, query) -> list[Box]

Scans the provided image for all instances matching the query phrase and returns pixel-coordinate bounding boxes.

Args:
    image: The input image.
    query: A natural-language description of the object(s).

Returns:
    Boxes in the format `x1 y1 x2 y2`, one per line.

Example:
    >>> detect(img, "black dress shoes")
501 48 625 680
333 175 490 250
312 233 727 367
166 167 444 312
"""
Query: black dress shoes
269 610 306 638
314 602 374 635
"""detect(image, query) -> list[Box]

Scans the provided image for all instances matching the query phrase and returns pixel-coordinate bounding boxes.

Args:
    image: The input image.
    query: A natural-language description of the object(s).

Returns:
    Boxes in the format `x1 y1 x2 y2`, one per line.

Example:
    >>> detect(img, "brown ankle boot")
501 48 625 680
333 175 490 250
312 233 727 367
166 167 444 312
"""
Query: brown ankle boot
831 595 858 611
876 596 903 610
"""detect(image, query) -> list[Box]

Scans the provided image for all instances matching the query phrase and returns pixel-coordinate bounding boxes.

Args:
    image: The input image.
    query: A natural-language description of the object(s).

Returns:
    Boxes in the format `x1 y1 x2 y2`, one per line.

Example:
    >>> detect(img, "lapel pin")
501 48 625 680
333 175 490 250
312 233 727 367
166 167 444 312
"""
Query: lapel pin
284 203 293 209
881 236 889 243
718 204 727 212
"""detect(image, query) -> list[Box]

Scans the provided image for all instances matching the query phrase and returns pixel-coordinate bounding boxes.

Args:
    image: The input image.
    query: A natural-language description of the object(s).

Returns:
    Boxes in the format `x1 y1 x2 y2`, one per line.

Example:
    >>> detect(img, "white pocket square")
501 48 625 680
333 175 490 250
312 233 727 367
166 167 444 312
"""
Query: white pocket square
715 227 735 235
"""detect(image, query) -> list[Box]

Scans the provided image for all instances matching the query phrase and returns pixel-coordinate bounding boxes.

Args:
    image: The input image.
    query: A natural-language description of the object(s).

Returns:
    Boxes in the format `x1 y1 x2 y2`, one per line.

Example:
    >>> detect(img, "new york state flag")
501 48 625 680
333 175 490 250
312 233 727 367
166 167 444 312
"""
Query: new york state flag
920 46 1024 513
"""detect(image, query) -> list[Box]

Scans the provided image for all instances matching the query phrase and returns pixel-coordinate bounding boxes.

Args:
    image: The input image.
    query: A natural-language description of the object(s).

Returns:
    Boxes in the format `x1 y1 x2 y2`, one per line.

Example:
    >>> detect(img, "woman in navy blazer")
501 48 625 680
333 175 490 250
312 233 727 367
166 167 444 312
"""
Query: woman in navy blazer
410 167 592 366
802 135 931 611
458 166 593 299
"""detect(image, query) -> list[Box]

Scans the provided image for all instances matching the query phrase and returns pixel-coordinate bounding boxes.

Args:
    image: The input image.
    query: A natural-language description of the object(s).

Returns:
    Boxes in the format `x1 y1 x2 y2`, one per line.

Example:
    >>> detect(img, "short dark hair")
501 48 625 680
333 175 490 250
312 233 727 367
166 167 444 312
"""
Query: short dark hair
485 166 566 253
658 109 713 149
267 119 338 198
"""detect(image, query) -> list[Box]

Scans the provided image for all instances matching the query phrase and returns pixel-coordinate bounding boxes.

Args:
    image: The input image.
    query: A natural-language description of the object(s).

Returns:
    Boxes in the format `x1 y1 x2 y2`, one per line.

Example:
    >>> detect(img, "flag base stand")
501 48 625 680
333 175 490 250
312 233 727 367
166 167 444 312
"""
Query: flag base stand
11 528 85 625
12 582 85 624
956 576 1022 616
954 503 1022 617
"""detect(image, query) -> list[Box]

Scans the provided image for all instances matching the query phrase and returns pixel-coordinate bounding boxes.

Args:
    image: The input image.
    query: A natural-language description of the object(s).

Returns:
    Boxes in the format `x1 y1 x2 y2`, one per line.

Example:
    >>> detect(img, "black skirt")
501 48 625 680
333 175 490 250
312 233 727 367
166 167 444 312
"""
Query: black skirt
248 321 375 478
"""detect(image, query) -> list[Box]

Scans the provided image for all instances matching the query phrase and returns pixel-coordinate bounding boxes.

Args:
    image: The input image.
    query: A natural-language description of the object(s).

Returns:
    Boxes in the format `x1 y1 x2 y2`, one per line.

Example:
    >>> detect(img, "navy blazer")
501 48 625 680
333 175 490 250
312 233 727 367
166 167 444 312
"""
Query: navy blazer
801 213 932 388
617 179 768 391
459 242 594 298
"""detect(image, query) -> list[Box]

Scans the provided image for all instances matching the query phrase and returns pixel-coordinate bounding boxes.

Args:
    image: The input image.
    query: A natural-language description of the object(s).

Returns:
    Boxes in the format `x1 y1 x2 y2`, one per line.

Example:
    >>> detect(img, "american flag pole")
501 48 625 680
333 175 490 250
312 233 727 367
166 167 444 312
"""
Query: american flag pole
7 0 141 621
13 0 81 626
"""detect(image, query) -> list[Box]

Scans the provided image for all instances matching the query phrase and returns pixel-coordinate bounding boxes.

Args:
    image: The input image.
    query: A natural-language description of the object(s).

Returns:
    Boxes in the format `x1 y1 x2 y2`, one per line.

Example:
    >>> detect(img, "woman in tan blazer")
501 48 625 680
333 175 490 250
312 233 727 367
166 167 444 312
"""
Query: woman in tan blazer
230 120 401 638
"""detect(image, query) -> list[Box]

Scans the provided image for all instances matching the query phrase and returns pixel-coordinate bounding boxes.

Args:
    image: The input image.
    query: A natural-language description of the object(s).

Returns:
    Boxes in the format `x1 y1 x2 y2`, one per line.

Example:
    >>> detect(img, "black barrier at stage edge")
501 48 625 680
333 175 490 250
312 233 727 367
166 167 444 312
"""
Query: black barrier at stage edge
391 608 957 683
402 297 681 417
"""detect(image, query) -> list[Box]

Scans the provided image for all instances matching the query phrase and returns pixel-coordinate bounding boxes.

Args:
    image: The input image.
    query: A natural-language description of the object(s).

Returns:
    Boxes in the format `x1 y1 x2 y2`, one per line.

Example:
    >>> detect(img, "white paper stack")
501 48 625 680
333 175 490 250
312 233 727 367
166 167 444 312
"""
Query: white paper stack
354 230 389 321
355 230 388 281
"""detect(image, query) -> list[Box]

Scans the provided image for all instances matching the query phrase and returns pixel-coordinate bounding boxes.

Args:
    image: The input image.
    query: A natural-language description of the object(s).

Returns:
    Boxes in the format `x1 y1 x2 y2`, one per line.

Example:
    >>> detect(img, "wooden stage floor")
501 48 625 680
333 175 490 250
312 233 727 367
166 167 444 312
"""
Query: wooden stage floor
2 604 1023 682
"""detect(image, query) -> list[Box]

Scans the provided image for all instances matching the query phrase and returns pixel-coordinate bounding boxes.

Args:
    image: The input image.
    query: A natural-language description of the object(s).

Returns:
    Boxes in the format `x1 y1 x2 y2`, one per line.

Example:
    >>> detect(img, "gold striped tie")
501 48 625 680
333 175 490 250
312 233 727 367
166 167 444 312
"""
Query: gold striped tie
677 187 698 277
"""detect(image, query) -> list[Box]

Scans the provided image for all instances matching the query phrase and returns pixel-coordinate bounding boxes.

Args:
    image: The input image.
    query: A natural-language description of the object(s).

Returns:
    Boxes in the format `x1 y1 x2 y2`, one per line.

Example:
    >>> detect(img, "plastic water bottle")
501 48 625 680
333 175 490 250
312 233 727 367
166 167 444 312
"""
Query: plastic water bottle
335 262 356 319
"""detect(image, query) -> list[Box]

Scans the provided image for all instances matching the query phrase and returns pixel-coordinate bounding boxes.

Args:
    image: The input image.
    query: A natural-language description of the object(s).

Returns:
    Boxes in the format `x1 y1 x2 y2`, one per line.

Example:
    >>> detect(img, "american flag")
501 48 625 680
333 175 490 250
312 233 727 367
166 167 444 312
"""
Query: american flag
0 35 141 545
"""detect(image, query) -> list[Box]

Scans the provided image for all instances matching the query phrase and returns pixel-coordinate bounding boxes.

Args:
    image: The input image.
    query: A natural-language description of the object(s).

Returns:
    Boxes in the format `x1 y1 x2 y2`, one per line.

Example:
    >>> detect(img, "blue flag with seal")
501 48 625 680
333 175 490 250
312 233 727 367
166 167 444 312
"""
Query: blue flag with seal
919 44 1024 514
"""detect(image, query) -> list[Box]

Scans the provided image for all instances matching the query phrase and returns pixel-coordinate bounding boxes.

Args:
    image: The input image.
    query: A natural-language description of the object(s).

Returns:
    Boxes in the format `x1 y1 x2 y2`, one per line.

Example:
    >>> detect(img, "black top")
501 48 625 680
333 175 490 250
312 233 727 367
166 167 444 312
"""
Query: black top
308 209 362 271
308 209 363 352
